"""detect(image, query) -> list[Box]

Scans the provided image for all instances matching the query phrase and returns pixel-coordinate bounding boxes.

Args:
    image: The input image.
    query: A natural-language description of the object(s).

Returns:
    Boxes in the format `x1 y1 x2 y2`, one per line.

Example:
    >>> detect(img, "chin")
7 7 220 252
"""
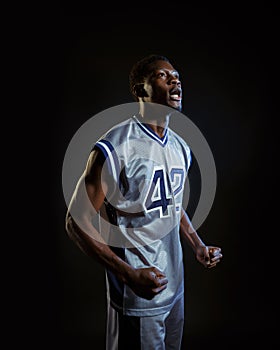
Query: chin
171 104 182 112
167 100 182 111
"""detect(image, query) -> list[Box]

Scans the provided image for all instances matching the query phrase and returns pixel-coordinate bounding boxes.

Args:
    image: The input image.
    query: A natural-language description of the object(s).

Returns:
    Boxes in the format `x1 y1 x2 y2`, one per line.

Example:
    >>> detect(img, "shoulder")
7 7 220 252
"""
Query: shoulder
85 147 106 176
169 128 191 151
94 117 135 149
169 128 192 170
103 117 134 139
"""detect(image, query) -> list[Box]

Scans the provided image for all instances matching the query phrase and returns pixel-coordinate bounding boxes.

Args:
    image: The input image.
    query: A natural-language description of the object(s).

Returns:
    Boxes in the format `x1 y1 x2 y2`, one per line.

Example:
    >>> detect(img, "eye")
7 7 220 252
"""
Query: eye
157 72 166 78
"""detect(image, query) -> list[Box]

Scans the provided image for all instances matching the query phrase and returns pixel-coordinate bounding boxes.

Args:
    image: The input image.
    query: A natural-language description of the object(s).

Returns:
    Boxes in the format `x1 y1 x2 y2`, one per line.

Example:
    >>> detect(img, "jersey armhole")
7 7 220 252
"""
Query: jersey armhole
93 140 121 200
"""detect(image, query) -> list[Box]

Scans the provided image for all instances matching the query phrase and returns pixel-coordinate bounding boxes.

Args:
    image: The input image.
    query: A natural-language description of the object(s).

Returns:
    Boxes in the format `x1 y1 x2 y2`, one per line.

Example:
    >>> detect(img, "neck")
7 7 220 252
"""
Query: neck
138 102 171 138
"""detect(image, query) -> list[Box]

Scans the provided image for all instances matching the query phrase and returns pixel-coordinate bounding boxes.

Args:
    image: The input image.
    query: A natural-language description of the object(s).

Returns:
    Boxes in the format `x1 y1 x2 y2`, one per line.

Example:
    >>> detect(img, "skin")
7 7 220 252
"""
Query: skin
65 59 222 300
141 60 183 112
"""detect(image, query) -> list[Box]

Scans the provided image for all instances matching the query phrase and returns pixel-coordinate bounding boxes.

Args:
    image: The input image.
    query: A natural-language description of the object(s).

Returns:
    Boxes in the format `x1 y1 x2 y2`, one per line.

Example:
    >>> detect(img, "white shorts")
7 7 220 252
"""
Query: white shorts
106 294 184 350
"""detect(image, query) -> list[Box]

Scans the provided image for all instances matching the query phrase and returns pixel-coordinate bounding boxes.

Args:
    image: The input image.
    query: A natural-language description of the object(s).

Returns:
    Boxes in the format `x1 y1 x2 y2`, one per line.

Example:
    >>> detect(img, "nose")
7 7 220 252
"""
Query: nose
170 74 181 86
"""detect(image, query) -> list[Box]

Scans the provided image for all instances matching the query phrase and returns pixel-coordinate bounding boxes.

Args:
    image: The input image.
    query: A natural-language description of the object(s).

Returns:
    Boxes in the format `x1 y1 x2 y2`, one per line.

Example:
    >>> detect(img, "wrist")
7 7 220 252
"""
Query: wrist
120 264 136 285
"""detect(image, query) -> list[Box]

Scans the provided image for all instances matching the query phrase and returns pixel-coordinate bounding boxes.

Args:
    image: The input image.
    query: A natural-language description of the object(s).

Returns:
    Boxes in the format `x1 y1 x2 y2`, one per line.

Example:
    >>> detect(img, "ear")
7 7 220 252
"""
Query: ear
133 83 148 98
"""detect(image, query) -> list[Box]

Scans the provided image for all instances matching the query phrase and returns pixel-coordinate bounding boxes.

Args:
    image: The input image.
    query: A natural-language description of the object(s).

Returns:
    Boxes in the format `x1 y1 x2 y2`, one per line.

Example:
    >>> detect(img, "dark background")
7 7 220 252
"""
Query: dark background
38 8 276 350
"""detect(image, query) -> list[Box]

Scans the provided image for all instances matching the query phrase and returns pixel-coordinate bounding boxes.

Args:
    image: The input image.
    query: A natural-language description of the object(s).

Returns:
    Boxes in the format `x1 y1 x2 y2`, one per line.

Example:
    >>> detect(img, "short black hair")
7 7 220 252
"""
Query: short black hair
129 54 170 100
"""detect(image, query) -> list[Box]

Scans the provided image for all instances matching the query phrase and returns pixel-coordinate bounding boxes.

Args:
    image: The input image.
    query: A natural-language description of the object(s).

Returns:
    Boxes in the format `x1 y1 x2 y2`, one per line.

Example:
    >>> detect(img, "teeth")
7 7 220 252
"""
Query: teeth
170 94 179 98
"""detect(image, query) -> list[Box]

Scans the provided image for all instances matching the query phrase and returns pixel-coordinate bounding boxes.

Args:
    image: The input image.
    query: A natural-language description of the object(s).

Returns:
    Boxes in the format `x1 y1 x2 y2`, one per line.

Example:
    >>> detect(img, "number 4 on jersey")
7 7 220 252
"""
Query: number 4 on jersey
144 167 184 218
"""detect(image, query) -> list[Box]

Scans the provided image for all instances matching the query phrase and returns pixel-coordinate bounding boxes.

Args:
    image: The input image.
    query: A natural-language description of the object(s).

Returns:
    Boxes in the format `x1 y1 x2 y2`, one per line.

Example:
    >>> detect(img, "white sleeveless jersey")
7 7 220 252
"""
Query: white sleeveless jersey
94 114 192 316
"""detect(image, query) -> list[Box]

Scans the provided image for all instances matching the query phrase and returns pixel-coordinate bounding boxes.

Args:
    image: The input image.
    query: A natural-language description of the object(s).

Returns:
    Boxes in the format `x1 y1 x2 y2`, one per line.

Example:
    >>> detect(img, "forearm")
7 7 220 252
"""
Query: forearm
65 214 135 285
179 210 206 252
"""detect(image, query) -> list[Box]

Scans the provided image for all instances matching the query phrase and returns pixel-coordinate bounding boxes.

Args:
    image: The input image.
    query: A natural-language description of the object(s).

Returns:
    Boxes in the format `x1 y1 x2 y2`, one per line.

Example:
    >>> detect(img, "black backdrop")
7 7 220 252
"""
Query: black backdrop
42 8 276 350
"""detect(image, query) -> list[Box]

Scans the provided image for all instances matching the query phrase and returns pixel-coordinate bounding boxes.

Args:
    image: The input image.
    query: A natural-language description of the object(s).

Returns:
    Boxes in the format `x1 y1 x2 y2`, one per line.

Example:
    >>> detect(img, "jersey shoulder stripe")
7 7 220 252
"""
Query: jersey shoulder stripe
95 139 120 183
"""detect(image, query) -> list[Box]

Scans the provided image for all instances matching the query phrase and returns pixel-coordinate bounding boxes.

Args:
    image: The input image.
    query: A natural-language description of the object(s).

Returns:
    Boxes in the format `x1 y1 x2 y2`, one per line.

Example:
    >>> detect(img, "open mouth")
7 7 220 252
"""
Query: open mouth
170 88 182 101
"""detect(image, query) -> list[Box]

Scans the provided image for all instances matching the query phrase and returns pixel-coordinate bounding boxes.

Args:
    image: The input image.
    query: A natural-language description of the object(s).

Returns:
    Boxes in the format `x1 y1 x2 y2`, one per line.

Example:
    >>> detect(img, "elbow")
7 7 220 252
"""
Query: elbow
65 211 71 234
65 212 93 257
65 212 77 242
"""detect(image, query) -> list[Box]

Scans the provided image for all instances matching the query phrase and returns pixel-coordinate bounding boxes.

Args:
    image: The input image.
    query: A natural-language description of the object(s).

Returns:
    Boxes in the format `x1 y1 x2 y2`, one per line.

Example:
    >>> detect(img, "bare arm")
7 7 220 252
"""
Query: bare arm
65 148 168 299
179 209 222 268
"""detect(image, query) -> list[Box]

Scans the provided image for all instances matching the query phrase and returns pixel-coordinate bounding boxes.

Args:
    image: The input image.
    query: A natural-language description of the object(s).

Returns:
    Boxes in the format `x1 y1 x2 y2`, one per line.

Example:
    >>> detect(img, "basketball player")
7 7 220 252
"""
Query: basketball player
65 54 223 349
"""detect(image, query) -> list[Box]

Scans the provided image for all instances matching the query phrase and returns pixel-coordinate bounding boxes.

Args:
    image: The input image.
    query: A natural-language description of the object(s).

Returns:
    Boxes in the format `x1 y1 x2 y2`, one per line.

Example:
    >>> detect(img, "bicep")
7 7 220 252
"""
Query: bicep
68 149 109 219
84 148 108 212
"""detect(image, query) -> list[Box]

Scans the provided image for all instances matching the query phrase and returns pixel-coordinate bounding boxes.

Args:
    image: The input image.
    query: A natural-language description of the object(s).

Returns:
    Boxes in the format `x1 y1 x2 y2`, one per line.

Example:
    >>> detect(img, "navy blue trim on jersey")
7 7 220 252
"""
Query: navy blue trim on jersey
95 140 121 182
107 246 125 311
133 115 168 147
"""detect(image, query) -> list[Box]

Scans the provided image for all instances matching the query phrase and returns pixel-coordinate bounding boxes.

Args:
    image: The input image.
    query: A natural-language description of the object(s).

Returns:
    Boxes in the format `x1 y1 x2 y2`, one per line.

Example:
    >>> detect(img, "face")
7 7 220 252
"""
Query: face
143 60 182 111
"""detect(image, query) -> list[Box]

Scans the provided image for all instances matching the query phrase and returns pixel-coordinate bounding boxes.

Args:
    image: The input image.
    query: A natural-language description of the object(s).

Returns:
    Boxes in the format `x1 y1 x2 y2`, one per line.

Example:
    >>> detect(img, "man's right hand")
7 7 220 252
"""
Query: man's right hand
127 266 168 300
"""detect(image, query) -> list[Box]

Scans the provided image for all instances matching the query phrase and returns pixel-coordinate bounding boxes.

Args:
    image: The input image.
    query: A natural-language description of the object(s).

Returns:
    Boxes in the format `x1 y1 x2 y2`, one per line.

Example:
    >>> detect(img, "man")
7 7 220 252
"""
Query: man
65 54 223 349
